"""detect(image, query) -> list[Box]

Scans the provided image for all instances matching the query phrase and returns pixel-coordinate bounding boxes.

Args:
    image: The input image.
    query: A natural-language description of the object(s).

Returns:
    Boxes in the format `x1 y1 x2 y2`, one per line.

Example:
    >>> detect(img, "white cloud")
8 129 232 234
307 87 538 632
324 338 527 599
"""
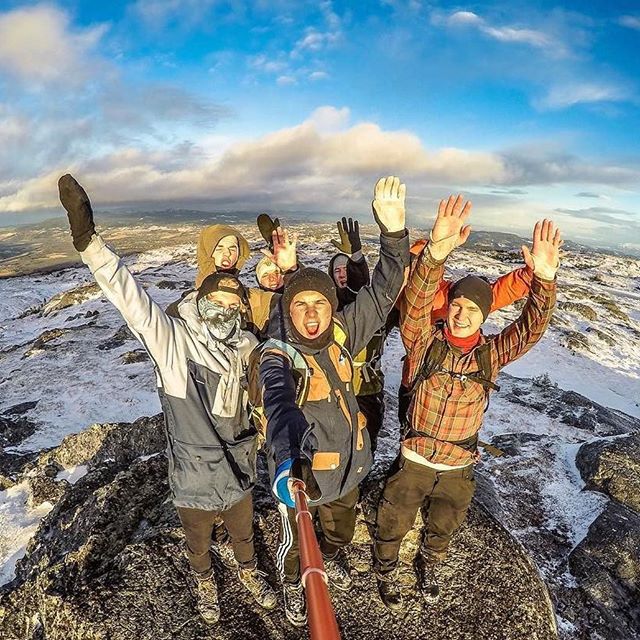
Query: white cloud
0 4 107 84
293 28 341 56
440 10 557 52
309 70 329 81
2 107 638 215
131 0 220 30
535 82 631 110
276 75 297 86
249 54 288 74
619 15 640 30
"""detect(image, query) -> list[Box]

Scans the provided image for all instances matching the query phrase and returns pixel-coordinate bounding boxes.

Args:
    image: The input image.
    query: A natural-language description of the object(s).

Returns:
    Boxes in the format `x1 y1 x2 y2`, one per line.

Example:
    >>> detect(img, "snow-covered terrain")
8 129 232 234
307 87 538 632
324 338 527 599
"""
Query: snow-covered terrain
1 221 639 638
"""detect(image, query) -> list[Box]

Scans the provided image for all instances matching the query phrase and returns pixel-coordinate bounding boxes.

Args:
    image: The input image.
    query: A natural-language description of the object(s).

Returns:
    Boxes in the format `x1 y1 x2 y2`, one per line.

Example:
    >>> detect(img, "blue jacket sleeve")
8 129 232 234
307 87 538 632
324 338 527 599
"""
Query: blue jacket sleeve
260 349 311 468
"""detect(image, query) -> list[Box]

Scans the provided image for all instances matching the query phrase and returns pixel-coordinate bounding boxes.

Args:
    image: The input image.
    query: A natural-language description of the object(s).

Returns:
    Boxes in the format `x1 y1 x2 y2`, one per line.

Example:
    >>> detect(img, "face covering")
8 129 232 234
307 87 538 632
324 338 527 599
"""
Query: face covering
197 298 241 342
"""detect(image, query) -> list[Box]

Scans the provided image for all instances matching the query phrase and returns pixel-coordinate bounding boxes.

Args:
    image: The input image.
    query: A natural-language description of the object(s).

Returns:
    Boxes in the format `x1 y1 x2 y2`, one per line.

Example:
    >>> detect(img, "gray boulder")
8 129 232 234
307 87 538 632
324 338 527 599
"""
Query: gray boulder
576 432 640 513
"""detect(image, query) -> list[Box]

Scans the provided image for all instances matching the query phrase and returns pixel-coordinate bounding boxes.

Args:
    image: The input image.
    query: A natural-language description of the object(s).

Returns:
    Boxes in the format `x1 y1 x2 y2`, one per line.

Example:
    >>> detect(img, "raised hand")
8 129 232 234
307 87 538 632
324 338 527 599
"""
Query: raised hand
372 176 406 234
522 219 561 280
428 194 472 261
58 174 96 252
261 226 298 273
331 217 362 254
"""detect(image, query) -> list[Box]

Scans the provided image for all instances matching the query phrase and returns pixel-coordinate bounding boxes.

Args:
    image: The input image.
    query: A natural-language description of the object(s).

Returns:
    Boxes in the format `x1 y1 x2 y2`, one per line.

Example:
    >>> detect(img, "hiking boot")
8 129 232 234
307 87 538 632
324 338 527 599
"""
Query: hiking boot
282 580 307 628
238 567 277 610
212 541 237 569
416 557 440 604
376 570 403 611
323 550 353 591
194 572 220 624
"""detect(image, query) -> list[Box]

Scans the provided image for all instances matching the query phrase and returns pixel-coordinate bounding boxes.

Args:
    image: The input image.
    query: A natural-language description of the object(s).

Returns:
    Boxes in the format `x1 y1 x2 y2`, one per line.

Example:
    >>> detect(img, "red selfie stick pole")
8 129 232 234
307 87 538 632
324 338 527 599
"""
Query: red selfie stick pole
291 479 342 640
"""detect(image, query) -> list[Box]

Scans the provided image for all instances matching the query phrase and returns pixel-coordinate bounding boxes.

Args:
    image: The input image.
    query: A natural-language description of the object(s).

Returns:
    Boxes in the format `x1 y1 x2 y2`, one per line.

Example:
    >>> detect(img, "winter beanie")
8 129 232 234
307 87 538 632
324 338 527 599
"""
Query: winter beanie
282 268 339 314
448 275 493 320
196 272 247 303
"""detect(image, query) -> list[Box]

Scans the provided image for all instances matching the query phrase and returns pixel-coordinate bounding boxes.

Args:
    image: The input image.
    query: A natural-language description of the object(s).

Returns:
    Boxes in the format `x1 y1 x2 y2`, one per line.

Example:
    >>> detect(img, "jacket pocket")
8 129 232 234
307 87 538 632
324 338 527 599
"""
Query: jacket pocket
170 437 257 506
312 451 340 471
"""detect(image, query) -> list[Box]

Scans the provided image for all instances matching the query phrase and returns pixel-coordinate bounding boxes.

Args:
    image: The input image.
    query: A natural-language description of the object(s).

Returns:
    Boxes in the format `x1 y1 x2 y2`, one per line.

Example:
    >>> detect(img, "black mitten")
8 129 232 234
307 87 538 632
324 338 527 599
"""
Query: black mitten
256 213 281 250
291 458 322 501
58 174 96 252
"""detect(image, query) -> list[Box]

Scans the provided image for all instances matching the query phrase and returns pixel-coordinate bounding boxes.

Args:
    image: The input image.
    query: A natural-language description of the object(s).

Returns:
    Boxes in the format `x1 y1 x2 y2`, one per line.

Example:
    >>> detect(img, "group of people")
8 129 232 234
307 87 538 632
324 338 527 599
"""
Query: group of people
58 174 560 628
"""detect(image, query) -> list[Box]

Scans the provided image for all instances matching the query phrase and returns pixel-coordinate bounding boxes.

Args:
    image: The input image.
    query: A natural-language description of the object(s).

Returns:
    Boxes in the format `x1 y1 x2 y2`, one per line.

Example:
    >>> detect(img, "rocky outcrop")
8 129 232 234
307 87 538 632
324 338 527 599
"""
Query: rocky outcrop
0 416 558 640
576 433 640 513
42 282 101 316
501 373 639 436
569 502 640 640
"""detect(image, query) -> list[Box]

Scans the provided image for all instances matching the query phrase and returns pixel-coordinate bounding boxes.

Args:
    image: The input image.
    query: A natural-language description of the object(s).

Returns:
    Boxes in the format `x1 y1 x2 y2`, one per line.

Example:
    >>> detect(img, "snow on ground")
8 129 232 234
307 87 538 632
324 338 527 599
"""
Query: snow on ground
0 223 639 597
0 481 53 585
56 464 88 485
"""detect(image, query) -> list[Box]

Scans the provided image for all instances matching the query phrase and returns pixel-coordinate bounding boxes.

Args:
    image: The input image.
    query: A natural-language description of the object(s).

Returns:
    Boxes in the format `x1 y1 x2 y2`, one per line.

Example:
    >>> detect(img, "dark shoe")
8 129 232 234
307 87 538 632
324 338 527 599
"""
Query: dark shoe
377 570 403 611
323 550 353 591
416 557 440 604
194 572 220 624
238 567 277 610
283 580 307 628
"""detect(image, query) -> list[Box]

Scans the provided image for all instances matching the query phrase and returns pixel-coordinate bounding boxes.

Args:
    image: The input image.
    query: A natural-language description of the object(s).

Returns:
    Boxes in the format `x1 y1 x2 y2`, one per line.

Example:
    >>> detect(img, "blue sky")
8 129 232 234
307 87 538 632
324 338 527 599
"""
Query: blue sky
0 1 639 252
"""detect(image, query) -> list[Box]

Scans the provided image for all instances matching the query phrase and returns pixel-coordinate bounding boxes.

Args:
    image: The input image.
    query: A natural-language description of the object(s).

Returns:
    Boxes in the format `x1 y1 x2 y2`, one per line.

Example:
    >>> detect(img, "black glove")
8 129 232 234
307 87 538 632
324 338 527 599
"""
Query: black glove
58 174 96 252
256 213 281 250
291 458 322 502
331 217 361 254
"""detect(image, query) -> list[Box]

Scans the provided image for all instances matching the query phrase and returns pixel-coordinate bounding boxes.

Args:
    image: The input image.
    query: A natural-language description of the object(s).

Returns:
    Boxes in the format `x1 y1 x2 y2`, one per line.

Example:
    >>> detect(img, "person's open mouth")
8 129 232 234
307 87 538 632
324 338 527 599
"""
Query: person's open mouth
305 322 320 336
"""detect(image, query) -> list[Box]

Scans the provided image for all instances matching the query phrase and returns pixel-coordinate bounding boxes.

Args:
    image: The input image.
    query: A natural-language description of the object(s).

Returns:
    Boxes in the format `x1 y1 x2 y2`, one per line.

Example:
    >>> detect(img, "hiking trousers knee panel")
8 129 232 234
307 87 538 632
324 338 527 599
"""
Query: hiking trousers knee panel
374 458 475 572
424 465 475 562
277 486 360 582
374 457 435 574
356 391 385 453
177 493 255 573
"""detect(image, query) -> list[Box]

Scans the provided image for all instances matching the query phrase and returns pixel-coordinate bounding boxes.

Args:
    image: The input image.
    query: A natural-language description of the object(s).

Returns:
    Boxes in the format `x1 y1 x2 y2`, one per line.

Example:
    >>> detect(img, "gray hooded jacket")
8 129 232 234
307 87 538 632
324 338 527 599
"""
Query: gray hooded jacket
81 234 258 511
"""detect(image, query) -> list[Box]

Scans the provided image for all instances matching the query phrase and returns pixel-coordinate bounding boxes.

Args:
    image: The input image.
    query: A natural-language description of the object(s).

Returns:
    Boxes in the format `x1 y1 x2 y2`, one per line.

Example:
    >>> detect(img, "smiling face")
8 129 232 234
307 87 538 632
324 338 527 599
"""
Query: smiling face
212 235 239 270
289 290 333 339
447 296 484 338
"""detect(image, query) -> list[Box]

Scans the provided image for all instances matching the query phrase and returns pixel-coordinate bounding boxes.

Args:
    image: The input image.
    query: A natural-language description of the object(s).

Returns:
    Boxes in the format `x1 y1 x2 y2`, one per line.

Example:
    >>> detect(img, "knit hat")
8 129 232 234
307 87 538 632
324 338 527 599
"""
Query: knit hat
196 272 247 303
255 256 280 281
447 275 493 320
282 267 339 314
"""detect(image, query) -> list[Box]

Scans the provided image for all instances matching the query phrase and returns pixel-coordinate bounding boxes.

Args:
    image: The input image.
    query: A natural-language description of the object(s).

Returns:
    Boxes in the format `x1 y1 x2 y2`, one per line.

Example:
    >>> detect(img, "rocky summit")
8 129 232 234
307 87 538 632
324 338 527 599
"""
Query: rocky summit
0 414 557 640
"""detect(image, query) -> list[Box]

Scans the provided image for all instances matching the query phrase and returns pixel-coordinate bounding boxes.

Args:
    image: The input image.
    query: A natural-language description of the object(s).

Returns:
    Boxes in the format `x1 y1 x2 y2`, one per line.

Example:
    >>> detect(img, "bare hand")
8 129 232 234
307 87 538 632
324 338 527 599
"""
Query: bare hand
372 176 406 234
521 219 561 280
261 226 298 272
428 194 472 261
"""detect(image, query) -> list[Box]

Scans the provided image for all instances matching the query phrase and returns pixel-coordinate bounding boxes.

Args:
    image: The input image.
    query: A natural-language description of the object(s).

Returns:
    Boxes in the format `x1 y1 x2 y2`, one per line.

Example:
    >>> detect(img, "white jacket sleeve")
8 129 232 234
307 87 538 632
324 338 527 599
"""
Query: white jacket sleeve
80 234 177 372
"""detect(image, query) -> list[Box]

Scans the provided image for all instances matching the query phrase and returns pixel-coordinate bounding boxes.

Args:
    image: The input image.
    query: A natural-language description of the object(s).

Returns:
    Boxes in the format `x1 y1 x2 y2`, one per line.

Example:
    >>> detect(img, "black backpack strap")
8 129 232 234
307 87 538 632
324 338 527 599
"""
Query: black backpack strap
406 334 449 398
468 343 500 392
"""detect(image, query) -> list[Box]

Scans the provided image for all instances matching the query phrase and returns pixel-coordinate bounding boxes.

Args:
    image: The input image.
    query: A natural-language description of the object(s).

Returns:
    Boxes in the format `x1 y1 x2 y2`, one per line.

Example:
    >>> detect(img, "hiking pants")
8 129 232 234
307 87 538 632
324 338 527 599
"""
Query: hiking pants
357 391 384 454
277 486 359 583
177 493 255 575
374 456 475 573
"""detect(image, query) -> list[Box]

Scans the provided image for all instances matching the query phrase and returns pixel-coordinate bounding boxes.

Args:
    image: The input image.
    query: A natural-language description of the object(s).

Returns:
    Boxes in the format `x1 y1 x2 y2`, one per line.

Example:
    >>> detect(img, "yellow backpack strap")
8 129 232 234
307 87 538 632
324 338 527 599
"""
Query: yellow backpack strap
263 338 310 406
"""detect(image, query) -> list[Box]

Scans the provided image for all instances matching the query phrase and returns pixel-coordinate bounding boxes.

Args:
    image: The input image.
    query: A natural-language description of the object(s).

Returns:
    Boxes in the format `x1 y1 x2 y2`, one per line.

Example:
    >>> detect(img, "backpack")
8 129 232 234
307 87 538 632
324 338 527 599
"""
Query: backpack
405 321 500 407
246 321 354 433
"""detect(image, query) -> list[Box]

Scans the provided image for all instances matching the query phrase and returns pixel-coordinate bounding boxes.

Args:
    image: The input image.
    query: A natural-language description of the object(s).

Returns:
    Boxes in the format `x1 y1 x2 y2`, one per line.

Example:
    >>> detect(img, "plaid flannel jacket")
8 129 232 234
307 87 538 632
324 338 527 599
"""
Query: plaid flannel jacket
400 246 556 465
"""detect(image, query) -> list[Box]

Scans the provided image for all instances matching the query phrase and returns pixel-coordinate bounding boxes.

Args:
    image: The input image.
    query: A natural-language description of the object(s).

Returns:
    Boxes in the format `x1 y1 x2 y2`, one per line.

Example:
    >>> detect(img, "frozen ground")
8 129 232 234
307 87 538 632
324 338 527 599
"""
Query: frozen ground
1 222 639 638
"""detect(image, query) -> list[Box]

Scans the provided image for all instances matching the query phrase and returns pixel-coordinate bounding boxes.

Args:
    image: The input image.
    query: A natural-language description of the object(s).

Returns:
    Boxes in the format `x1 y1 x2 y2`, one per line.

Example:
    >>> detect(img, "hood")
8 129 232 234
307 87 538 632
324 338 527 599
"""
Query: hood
195 224 251 288
327 253 349 285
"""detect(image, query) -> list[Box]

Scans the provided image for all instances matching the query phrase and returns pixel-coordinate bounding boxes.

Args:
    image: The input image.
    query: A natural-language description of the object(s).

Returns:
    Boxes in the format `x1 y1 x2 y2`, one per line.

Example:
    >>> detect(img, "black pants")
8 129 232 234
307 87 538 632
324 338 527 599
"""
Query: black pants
277 486 359 582
374 457 475 574
357 391 384 453
177 493 255 575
